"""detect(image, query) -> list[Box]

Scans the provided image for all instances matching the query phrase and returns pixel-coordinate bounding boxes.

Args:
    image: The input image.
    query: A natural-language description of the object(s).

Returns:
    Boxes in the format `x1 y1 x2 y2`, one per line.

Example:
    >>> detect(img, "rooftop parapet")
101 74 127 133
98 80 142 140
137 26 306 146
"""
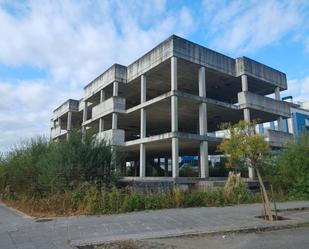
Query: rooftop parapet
84 64 127 100
126 35 286 89
236 57 287 90
127 35 236 82
172 35 236 76
127 36 174 82
53 99 79 119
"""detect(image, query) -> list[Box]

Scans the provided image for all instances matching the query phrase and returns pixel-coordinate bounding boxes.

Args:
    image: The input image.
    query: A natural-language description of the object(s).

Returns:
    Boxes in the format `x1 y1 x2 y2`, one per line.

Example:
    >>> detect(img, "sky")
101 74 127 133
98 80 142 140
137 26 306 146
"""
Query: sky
1 0 309 152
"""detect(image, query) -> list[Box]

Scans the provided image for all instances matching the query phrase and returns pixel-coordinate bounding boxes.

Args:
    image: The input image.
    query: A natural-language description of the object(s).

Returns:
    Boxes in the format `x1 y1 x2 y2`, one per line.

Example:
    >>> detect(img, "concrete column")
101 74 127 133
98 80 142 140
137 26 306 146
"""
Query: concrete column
274 86 280 100
241 75 251 122
200 141 209 178
172 138 179 178
140 144 146 177
112 82 119 130
244 109 251 122
275 86 283 131
99 118 104 132
171 57 179 178
164 157 169 176
141 75 146 103
140 75 147 177
199 66 206 97
112 113 117 129
113 82 118 96
66 111 72 140
58 117 62 128
241 74 248 91
241 75 254 179
198 66 209 178
100 89 106 103
246 108 255 180
140 109 146 138
99 90 105 132
82 101 88 133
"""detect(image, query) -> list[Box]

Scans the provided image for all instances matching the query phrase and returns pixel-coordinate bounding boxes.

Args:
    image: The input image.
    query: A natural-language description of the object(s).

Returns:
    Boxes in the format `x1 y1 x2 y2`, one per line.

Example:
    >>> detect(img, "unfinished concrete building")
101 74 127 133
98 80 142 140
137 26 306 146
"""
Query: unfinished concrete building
50 35 292 180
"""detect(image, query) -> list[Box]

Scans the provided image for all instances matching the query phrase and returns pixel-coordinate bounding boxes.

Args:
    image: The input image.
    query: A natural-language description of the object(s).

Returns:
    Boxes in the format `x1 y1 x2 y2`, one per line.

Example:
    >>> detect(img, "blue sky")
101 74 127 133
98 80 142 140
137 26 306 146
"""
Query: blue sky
0 0 309 152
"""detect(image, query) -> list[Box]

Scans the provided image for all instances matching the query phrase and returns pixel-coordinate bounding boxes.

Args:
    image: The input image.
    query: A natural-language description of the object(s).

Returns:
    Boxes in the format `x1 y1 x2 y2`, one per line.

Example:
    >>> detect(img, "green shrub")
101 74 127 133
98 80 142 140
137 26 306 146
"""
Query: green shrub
0 130 118 199
267 133 309 199
122 190 145 212
182 190 207 207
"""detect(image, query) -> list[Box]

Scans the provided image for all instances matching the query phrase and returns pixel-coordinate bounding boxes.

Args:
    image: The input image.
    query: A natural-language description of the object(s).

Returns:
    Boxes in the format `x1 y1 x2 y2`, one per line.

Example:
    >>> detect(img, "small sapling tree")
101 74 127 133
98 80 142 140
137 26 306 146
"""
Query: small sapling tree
218 120 274 221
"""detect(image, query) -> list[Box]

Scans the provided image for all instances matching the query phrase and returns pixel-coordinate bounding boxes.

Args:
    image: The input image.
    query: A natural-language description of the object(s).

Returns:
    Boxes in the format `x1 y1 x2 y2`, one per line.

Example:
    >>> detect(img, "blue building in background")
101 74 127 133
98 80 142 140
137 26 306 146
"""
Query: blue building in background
258 100 309 137
289 111 309 136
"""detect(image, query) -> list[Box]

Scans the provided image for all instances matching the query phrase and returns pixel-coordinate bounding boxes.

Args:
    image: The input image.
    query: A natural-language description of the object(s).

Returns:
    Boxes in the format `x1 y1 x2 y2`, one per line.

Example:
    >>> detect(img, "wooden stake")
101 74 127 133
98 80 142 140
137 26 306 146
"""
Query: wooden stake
271 184 278 220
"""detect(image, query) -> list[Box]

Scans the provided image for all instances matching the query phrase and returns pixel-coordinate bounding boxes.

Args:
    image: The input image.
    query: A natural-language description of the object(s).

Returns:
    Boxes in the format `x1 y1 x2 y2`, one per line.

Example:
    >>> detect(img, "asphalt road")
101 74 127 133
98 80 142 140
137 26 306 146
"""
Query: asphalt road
146 227 309 249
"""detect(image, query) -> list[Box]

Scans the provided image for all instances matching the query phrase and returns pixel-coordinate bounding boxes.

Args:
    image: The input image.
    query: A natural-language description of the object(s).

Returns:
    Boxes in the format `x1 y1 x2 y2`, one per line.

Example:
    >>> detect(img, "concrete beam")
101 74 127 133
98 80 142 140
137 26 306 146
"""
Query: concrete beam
96 129 125 146
238 91 291 118
92 97 125 120
124 132 222 147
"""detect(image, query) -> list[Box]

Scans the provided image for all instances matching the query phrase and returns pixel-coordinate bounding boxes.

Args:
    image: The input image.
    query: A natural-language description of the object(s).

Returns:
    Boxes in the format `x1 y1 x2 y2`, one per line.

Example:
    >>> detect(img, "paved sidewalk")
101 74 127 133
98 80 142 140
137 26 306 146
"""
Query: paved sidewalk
0 201 309 249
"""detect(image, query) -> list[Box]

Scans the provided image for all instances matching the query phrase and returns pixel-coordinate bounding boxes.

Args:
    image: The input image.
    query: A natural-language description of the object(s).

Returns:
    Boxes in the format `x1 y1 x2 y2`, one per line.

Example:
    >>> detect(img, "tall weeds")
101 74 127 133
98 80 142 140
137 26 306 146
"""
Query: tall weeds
0 130 118 199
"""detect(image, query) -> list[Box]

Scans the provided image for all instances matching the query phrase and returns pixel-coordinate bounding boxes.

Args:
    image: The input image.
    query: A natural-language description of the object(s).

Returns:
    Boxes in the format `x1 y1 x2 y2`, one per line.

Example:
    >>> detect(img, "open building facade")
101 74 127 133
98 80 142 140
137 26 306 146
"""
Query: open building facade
50 35 293 180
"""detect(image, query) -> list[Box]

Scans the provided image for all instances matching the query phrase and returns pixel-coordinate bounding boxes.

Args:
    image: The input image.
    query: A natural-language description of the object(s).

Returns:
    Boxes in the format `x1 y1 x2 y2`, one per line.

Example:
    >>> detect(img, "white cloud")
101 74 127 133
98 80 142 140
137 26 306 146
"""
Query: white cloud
202 0 305 54
283 76 309 102
0 0 194 151
0 0 194 83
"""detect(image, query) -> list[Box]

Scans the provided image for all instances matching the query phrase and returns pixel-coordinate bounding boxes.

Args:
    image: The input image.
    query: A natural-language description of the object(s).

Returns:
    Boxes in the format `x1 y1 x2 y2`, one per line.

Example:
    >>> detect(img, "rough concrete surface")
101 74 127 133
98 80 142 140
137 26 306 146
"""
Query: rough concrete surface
1 201 309 249
143 227 309 249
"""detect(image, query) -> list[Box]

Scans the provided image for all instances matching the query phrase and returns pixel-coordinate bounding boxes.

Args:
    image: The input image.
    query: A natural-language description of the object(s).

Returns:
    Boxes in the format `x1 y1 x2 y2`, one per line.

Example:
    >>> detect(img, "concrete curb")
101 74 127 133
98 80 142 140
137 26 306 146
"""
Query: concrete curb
71 221 309 248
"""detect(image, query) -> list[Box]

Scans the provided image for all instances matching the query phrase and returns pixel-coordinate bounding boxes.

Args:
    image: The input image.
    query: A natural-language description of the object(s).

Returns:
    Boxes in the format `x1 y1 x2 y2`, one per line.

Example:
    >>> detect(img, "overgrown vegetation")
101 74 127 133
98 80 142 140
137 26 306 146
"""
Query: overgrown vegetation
0 184 260 217
267 133 309 199
0 127 308 217
223 172 252 203
0 130 118 200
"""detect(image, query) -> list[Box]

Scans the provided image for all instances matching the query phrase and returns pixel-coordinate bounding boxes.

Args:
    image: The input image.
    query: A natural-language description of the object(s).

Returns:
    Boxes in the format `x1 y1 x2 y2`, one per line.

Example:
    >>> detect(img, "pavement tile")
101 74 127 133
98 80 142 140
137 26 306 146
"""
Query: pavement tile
1 201 309 248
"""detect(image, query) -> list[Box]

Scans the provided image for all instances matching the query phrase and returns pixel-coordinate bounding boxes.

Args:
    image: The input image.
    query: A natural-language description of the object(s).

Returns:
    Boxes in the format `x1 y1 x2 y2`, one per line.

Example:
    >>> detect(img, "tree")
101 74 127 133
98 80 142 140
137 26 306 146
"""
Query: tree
218 120 274 221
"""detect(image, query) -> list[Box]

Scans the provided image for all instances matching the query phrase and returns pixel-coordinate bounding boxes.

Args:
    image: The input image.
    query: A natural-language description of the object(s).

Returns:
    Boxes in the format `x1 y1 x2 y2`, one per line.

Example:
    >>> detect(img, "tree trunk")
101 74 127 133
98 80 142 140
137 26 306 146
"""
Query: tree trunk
256 168 273 221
